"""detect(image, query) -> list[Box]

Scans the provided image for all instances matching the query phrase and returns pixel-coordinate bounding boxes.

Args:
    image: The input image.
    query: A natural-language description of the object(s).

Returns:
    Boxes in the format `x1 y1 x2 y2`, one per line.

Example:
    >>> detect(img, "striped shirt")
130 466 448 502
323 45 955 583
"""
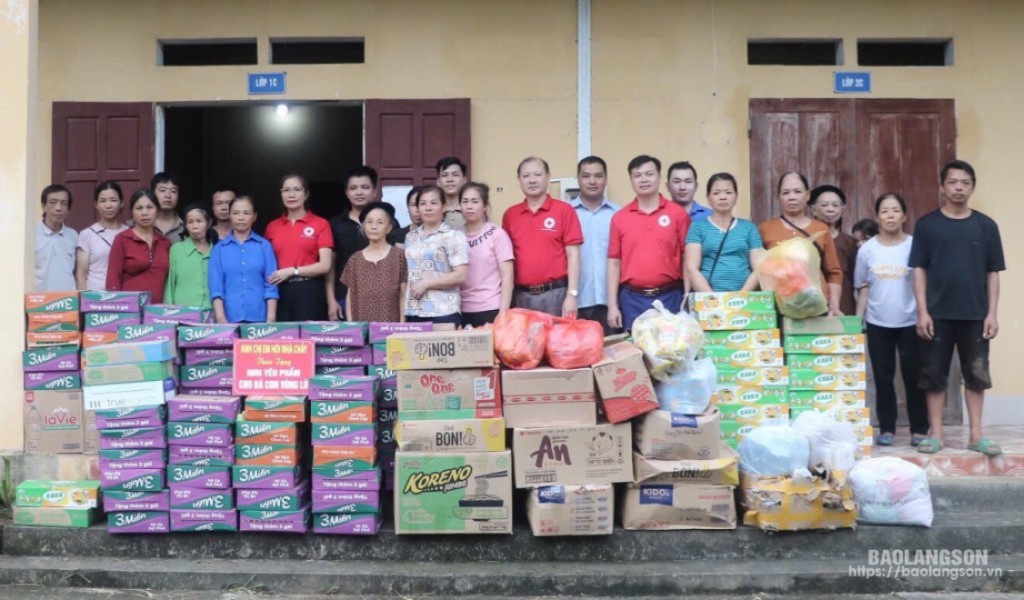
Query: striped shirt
685 218 762 292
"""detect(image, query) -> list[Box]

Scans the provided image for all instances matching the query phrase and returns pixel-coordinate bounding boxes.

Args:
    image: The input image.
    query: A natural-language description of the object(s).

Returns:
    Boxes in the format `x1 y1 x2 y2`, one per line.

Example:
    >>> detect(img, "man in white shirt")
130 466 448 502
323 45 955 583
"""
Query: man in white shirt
35 184 79 291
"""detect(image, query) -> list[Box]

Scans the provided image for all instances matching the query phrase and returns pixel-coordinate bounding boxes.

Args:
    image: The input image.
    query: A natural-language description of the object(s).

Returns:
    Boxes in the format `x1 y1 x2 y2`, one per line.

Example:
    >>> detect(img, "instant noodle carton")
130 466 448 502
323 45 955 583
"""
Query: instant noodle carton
620 483 737 530
169 486 234 509
14 506 101 528
142 304 212 325
107 510 170 534
167 422 234 447
167 465 231 489
786 353 867 373
739 471 856 532
80 291 148 313
103 490 170 512
633 409 722 461
789 369 867 391
83 340 175 366
314 346 373 367
25 291 79 313
368 321 432 344
83 312 142 333
527 484 614 536
176 324 239 348
782 315 863 335
396 367 501 417
94 406 167 430
26 311 80 333
784 334 866 354
183 348 233 366
710 385 787 406
24 370 81 391
632 446 739 487
236 444 302 467
512 424 632 488
23 390 84 454
696 310 777 331
591 342 658 424
300 321 368 346
395 418 506 453
236 482 310 511
689 291 775 312
15 480 100 508
167 395 241 424
307 374 379 401
170 509 238 532
386 330 494 370
240 509 310 533
313 512 381 535
702 346 785 369
310 400 375 424
179 365 233 389
702 329 781 349
501 367 597 427
311 422 376 447
244 396 307 422
83 361 175 386
394 450 513 535
239 323 301 341
716 367 789 387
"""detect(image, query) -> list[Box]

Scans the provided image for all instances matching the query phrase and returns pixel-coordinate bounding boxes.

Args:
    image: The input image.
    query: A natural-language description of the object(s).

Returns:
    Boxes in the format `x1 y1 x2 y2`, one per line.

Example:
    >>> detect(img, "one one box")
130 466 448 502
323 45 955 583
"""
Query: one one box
98 427 167 450
25 291 79 313
396 367 501 414
715 402 790 425
107 511 170 534
169 486 234 509
786 353 867 373
527 484 614 536
394 450 512 535
311 422 376 447
502 401 597 429
243 396 307 423
239 509 310 533
787 390 867 409
710 385 787 406
236 482 310 511
315 365 365 377
633 447 739 487
118 323 178 350
310 400 376 424
99 448 167 471
94 405 166 430
236 444 302 467
299 321 368 346
368 321 432 344
167 422 233 447
782 315 863 335
84 312 142 333
307 375 379 401
83 340 175 366
183 348 233 366
99 468 165 491
80 290 148 313
689 291 775 312
313 512 381 535
231 465 304 489
501 367 595 404
82 332 119 348
395 418 505 453
235 420 297 444
633 409 722 461
783 334 866 354
311 469 381 492
15 480 100 508
789 369 867 391
26 331 81 348
177 324 239 348
591 342 658 424
512 423 632 488
24 370 81 391
26 311 80 332
703 346 785 369
23 390 84 454
239 322 302 341
311 490 379 513
739 472 856 532
696 310 777 331
167 465 231 489
314 346 373 367
167 395 241 424
386 330 494 370
14 506 100 528
170 509 238 532
142 304 213 325
179 365 233 389
716 367 789 387
82 360 175 386
103 490 170 512
620 483 737 530
167 445 234 466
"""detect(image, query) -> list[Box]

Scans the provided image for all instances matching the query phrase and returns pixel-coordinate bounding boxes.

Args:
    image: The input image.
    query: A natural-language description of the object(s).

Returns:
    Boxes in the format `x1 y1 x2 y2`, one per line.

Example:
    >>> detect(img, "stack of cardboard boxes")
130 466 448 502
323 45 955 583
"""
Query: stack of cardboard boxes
81 291 149 349
13 480 101 528
177 324 239 395
389 329 512 535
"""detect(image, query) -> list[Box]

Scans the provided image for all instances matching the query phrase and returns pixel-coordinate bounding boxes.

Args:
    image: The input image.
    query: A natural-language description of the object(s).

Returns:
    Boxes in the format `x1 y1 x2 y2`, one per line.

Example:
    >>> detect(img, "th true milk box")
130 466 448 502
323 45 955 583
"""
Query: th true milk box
300 321 368 346
15 480 100 508
236 443 302 467
177 324 239 348
25 291 79 313
98 426 167 450
783 334 866 354
239 509 310 533
311 490 379 513
386 330 494 370
232 465 304 489
314 346 373 367
170 509 238 532
83 361 175 386
179 365 233 389
702 329 781 349
689 291 775 312
235 481 310 511
311 422 376 447
94 405 166 429
143 305 212 325
313 512 382 535
23 345 80 372
80 291 149 313
167 465 231 489
308 375 379 401
167 395 241 423
84 378 176 411
169 485 234 509
107 511 170 534
786 353 867 373
24 370 81 390
83 340 175 367
235 419 298 445
168 444 235 466
167 422 234 447
239 323 301 341
310 400 376 424
99 448 167 470
103 490 170 512
84 312 141 333
696 310 777 331
99 468 165 491
789 369 867 391
368 321 432 344
702 346 785 369
183 348 233 366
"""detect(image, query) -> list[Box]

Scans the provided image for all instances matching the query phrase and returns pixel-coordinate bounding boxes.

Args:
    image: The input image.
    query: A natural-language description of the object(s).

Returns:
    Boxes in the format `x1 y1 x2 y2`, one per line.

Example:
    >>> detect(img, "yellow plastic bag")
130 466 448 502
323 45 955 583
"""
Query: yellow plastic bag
631 300 704 382
756 234 828 319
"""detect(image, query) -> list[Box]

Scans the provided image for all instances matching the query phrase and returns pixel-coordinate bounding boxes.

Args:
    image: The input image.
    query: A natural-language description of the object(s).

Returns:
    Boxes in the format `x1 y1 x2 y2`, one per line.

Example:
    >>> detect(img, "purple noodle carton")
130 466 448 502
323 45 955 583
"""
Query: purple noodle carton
183 348 233 366
312 467 381 492
314 346 373 367
167 395 241 424
167 465 231 489
143 305 213 325
308 375 379 401
239 323 301 341
169 509 238 532
239 508 310 533
98 468 165 492
311 490 380 514
313 512 381 535
168 486 234 510
24 370 81 391
80 291 149 313
368 322 433 344
94 406 167 430
103 490 170 512
311 422 376 447
84 312 142 333
168 444 235 466
107 510 170 534
178 365 233 389
178 387 234 397
232 465 305 489
177 323 239 348
235 481 310 511
99 449 167 471
22 345 80 372
315 365 365 377
300 322 368 346
98 427 167 450
167 422 233 447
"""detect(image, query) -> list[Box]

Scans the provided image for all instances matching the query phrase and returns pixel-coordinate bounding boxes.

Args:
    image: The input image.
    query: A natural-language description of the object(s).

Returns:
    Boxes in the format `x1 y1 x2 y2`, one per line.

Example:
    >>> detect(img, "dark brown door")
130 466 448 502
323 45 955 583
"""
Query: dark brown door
52 102 155 231
364 99 471 188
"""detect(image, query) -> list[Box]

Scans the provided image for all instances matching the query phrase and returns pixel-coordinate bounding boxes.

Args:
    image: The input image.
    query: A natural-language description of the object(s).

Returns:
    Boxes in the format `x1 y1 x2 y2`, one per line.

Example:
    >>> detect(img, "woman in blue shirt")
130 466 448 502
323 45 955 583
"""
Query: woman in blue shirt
684 173 764 292
209 196 279 323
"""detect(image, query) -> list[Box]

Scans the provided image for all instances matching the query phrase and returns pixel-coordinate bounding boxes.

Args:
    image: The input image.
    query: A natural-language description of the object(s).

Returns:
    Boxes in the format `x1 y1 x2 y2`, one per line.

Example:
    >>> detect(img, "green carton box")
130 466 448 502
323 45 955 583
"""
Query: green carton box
702 329 781 349
783 334 866 354
782 316 863 335
697 310 777 331
15 480 100 508
14 506 101 528
82 360 175 386
689 291 775 312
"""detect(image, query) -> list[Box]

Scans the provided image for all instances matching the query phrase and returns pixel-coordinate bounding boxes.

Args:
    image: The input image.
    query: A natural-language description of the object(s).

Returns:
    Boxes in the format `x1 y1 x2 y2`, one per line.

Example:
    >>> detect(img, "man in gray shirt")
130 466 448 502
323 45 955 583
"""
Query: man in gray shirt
35 184 79 291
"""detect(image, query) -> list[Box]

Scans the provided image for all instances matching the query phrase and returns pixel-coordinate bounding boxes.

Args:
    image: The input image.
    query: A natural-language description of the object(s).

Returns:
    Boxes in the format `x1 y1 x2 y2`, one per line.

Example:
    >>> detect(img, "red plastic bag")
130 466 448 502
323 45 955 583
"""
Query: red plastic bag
545 317 604 369
493 308 552 370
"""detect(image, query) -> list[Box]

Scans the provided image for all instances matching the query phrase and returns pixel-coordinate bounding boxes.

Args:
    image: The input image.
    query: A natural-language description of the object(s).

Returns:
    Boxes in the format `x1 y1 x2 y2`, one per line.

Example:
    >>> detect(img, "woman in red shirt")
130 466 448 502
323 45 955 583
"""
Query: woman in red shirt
106 189 171 302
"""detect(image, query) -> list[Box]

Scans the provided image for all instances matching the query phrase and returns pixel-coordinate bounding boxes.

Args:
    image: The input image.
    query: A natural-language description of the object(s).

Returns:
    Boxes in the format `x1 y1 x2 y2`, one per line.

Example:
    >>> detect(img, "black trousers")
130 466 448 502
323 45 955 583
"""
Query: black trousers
577 304 621 336
866 322 929 435
278 277 327 322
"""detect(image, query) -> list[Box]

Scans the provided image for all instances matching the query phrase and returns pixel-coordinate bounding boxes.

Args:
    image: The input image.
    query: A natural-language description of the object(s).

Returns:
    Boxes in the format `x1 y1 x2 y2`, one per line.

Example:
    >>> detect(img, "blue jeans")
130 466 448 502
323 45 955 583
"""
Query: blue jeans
619 288 683 331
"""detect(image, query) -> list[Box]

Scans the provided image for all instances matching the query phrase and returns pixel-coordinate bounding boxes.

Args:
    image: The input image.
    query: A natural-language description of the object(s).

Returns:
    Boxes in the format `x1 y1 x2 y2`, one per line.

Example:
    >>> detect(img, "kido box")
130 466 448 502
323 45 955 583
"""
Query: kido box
620 483 737 530
526 484 614 537
632 409 722 461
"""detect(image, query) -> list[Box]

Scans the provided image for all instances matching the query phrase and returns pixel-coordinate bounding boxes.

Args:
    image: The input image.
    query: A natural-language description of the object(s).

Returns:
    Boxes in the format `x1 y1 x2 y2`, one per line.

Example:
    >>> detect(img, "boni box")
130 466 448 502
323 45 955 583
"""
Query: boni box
313 512 381 535
311 490 379 513
702 329 781 349
84 312 141 332
83 340 175 367
240 509 310 533
789 369 867 391
300 321 368 346
702 346 785 369
786 353 867 373
170 509 238 532
710 385 787 406
103 490 170 512
396 367 501 415
394 450 512 535
94 405 166 429
25 291 79 313
739 471 856 531
386 330 494 370
239 322 301 341
787 390 867 409
236 482 309 511
26 311 80 332
621 483 737 530
716 403 789 425
167 395 241 424
83 360 175 386
80 290 148 313
716 367 789 387
782 315 863 335
24 370 81 391
512 423 632 488
99 449 167 470
183 348 233 366
312 422 376 447
142 304 212 325
696 310 777 331
633 409 722 461
369 321 432 344
167 422 233 447
232 465 304 489
395 418 505 453
236 444 302 467
15 480 99 508
501 367 595 404
308 374 379 401
314 346 372 367
591 342 658 424
169 486 233 509
177 324 239 348
107 511 170 534
179 365 232 389
99 468 165 491
98 427 167 450
83 331 118 348
633 447 739 487
23 390 83 454
244 396 307 422
14 506 100 528
784 334 866 354
310 400 375 424
235 420 297 444
527 484 614 536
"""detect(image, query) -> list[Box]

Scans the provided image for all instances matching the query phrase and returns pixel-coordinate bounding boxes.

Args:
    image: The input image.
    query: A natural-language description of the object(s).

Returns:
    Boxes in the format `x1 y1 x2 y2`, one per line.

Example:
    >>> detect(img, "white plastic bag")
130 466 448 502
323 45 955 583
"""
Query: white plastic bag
631 300 704 382
654 358 717 414
791 410 859 472
851 457 933 527
738 425 811 477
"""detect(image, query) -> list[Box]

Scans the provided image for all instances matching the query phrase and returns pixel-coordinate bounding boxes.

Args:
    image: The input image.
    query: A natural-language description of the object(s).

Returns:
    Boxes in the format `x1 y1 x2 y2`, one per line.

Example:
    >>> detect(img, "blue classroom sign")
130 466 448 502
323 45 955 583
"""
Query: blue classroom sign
834 71 871 93
248 72 286 95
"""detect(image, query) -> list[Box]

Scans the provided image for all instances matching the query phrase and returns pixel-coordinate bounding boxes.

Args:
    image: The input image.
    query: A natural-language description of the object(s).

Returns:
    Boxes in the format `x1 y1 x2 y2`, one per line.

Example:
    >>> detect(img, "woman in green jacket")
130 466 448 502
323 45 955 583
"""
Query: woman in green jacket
164 203 215 308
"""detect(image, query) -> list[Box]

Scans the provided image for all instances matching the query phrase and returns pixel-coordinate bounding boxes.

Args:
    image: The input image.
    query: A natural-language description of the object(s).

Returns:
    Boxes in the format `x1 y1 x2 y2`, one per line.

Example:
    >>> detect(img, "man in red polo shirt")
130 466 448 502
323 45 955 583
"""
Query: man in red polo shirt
501 156 584 317
607 155 691 330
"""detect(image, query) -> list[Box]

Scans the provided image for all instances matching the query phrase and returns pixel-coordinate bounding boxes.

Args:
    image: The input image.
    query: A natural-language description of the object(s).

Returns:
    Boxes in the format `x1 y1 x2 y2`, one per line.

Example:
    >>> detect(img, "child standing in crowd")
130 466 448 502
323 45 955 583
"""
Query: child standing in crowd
684 173 763 292
35 184 78 292
76 181 128 291
393 186 422 247
404 185 469 325
164 203 215 308
852 218 879 247
459 182 514 327
340 202 407 323
106 189 171 302
209 195 279 323
809 184 858 315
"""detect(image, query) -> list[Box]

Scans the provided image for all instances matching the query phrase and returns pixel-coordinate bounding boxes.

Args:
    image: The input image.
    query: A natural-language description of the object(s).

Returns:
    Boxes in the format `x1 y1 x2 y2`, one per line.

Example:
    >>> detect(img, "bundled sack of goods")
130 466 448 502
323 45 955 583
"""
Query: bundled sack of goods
493 309 605 371
756 234 827 319
653 357 717 415
850 457 933 527
545 317 604 370
789 410 858 473
631 300 704 381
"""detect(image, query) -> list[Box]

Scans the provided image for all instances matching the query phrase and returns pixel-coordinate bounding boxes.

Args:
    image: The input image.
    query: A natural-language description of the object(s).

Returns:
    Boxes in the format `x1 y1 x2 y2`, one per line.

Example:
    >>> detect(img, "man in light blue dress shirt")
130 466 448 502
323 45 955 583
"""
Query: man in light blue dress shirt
667 161 712 221
571 156 620 334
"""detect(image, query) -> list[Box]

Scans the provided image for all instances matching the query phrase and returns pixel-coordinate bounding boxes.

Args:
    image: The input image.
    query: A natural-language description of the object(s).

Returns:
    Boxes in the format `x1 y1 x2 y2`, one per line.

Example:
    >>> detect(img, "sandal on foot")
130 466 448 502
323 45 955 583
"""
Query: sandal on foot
911 434 928 447
967 438 1002 457
877 432 895 446
917 438 943 454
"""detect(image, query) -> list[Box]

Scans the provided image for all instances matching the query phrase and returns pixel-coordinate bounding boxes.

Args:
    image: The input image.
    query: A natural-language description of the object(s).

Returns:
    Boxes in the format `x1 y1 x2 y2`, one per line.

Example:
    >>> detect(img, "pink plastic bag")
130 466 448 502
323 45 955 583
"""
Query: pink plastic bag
493 308 552 370
545 317 604 369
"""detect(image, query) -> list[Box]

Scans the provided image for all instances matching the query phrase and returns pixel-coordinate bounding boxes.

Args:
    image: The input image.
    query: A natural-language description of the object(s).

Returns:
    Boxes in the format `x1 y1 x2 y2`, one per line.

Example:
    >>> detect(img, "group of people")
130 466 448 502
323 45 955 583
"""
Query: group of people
34 155 1003 457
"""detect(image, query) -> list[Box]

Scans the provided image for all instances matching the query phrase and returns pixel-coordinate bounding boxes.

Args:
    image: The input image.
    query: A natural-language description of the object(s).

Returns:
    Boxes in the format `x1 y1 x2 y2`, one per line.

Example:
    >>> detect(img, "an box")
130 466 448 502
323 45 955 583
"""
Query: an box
235 420 297 444
394 450 512 535
236 482 310 511
696 310 777 331
170 509 238 532
25 291 79 313
782 316 863 335
702 329 781 350
98 426 167 450
710 385 787 406
501 367 595 404
167 444 234 466
312 468 381 491
84 312 142 333
310 400 375 424
107 511 170 534
142 304 213 325
232 465 304 489
311 490 379 513
786 353 867 373
169 486 234 509
23 390 83 454
526 484 614 536
396 367 501 414
314 346 373 367
236 444 302 467
620 483 736 530
591 342 658 424
313 512 381 535
369 321 432 344
15 480 99 508
715 402 790 425
299 321 368 346
308 375 379 401
689 291 775 312
179 365 232 389
99 468 164 491
633 447 739 487
503 401 597 429
99 449 167 471
311 422 376 447
83 340 175 366
83 360 175 386
716 367 789 387
24 370 81 391
94 405 166 430
784 334 866 354
386 330 494 370
26 331 81 348
702 346 785 369
26 311 80 332
167 465 231 489
14 506 100 528
167 422 233 447
183 348 233 366
239 322 302 341
395 418 505 453
177 324 239 348
512 424 631 488
633 409 722 461
789 369 867 391
167 395 242 424
244 396 307 422
239 509 310 533
103 490 170 512
82 332 119 348
787 390 867 409
80 290 148 313
739 472 856 532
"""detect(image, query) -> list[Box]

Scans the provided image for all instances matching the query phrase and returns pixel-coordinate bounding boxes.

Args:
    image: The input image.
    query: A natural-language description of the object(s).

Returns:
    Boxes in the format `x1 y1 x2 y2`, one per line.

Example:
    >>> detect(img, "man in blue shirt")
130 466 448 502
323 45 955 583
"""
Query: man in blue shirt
667 161 712 221
571 156 620 334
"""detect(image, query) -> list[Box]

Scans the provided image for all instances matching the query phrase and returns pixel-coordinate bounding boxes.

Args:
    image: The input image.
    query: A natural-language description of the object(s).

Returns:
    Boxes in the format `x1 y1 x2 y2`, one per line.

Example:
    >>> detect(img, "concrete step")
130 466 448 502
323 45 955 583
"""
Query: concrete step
0 555 1019 596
